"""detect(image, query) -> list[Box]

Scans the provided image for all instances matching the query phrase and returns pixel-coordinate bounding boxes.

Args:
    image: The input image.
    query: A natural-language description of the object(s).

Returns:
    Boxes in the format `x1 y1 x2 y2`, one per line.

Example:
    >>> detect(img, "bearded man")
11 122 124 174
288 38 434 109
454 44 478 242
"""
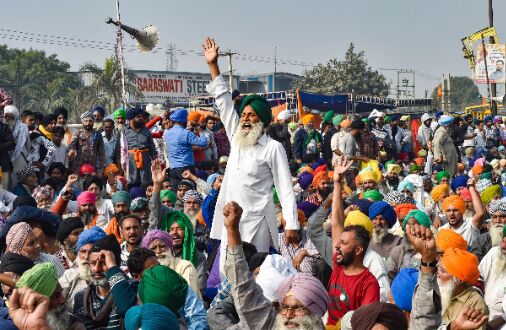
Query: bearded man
3 105 29 189
471 199 506 260
383 163 401 193
479 227 506 320
68 111 106 176
204 37 299 260
116 108 158 188
105 191 132 243
368 201 402 258
15 263 85 330
438 247 487 328
59 226 106 308
55 217 84 270
293 114 322 164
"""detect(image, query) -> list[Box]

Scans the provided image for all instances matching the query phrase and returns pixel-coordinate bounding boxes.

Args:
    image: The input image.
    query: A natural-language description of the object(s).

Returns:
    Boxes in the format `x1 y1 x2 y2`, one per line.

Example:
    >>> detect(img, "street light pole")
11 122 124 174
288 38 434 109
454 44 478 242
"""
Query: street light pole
489 0 497 115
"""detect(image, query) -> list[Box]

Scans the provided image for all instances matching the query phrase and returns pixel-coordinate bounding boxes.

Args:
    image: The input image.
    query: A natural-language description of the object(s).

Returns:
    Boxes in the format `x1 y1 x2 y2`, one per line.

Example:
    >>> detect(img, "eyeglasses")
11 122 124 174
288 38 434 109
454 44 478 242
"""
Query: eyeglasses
280 305 308 315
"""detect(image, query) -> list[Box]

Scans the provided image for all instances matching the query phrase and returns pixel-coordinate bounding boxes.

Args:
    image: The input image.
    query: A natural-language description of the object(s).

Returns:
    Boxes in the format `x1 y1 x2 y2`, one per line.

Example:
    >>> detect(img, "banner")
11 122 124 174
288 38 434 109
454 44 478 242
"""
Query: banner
474 44 506 84
130 71 213 104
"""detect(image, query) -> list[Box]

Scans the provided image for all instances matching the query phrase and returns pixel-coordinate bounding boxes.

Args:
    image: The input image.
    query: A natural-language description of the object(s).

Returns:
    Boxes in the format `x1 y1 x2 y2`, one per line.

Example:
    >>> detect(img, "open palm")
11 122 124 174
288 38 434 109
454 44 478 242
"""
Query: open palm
333 155 353 182
203 37 219 65
151 159 166 185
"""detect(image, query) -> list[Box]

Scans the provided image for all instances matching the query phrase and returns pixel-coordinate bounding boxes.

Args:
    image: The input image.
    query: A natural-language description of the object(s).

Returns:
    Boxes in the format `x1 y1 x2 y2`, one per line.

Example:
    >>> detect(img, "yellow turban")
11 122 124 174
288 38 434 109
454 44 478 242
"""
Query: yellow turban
340 119 351 129
344 210 373 237
431 184 450 203
386 164 401 175
441 247 479 284
480 185 501 205
441 195 466 215
436 229 468 252
301 114 314 126
360 168 379 183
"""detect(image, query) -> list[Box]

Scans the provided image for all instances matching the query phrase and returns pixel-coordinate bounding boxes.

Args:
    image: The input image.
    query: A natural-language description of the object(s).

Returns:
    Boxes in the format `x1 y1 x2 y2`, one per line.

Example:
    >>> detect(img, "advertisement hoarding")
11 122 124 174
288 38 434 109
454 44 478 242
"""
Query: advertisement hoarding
474 44 506 84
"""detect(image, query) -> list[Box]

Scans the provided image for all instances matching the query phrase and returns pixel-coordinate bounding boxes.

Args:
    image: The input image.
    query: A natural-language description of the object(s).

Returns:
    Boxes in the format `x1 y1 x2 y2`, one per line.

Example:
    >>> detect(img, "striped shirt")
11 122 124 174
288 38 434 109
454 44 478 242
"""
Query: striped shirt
277 230 321 277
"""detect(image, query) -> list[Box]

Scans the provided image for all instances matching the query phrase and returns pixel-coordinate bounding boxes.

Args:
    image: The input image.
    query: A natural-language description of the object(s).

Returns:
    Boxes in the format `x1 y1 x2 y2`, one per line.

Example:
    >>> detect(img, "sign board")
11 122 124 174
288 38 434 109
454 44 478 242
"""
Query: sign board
130 71 213 104
461 27 499 69
474 44 506 84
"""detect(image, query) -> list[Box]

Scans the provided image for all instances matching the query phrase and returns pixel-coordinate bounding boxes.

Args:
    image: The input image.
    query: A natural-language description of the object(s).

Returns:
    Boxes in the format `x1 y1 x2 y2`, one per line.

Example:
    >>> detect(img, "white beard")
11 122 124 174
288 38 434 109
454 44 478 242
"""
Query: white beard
116 123 124 131
76 257 91 283
372 226 389 244
3 119 15 131
184 208 199 229
491 250 506 280
47 305 72 330
489 224 504 247
90 274 108 287
233 122 264 148
157 252 175 267
438 277 458 316
273 313 324 330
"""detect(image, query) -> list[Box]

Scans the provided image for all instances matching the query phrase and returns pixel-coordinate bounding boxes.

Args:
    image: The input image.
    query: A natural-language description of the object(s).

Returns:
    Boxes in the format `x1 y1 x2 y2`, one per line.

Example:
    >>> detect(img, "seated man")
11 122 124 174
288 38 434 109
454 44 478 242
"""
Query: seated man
221 200 329 329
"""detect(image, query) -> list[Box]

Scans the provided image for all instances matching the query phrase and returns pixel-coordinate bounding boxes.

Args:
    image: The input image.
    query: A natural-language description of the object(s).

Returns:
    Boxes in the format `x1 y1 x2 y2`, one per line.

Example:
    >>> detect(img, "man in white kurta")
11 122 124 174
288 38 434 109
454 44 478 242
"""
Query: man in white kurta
204 37 299 256
478 241 506 319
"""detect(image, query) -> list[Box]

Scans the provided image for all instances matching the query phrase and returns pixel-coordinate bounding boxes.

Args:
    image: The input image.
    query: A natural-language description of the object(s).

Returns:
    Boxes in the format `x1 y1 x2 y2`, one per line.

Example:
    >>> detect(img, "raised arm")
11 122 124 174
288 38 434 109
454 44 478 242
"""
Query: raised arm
331 155 353 251
468 178 485 229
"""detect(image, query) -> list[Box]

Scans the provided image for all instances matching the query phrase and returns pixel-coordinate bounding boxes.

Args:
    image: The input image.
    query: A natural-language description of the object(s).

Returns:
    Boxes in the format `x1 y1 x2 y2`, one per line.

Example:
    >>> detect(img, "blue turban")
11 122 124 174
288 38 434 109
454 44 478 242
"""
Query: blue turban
297 201 319 219
129 186 146 200
353 199 373 215
170 108 188 124
391 268 419 312
368 201 397 228
127 107 144 120
92 106 105 118
398 180 415 194
298 172 314 190
438 115 454 126
112 191 132 206
125 303 179 330
207 173 220 186
451 176 468 193
76 226 106 251
473 118 480 125
484 116 492 124
435 111 444 118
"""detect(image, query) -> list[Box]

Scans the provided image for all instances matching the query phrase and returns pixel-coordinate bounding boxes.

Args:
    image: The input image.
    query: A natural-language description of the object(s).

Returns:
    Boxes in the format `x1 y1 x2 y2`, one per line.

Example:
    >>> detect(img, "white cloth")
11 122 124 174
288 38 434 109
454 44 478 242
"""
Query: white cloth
256 254 297 302
206 76 299 253
277 110 291 121
96 198 114 229
8 121 30 164
59 267 87 309
364 248 390 302
479 246 506 319
51 144 68 168
440 219 480 247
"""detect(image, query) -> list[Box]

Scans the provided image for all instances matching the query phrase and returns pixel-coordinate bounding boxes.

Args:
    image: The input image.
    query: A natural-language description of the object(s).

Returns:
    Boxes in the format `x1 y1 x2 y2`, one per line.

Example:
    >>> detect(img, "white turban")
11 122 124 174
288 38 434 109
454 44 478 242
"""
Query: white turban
277 110 291 121
3 105 19 119
255 254 296 302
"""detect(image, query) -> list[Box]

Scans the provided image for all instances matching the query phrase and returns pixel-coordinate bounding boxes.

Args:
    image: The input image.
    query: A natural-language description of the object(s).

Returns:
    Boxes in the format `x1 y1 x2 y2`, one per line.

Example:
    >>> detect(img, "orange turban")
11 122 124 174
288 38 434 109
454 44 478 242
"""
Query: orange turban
188 111 201 122
471 164 483 176
298 166 313 175
312 171 328 188
441 195 466 215
313 164 328 177
395 203 417 220
441 247 479 283
105 164 120 176
340 119 352 129
457 163 465 172
301 114 314 125
436 229 468 252
297 209 306 226
431 184 450 203
414 157 424 166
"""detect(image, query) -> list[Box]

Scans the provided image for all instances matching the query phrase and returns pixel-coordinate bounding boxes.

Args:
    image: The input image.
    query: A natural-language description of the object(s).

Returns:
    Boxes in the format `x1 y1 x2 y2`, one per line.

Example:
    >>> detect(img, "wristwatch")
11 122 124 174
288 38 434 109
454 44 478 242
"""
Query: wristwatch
420 260 437 268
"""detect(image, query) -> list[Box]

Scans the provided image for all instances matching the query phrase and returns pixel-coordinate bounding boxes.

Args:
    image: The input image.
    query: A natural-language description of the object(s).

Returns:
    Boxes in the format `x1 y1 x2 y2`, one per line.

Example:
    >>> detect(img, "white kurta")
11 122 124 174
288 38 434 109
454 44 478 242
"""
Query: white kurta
479 246 506 319
206 75 299 253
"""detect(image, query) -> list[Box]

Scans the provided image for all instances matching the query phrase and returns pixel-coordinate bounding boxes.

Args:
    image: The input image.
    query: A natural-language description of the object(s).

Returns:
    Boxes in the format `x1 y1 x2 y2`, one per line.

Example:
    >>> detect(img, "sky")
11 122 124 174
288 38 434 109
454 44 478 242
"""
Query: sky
1 0 505 98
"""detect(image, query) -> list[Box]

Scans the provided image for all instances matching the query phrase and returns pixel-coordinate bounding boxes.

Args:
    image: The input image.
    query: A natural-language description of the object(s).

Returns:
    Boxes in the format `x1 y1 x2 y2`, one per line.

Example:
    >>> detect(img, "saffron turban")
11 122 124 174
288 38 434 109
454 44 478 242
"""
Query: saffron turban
391 268 419 312
459 187 472 202
277 272 329 318
169 108 188 123
298 165 313 175
138 265 188 316
16 263 58 298
6 222 31 254
79 164 95 176
436 229 468 252
340 119 352 129
313 164 327 177
480 185 502 205
397 180 414 194
472 164 484 176
363 190 383 202
451 176 468 193
240 95 272 127
125 304 179 330
369 201 397 228
160 190 177 204
431 184 450 203
344 210 373 236
76 226 106 251
441 247 479 284
104 164 120 176
312 171 328 188
301 114 314 126
403 209 431 229
77 191 97 207
435 171 450 184
187 111 202 122
141 229 173 250
442 195 466 215
395 203 417 221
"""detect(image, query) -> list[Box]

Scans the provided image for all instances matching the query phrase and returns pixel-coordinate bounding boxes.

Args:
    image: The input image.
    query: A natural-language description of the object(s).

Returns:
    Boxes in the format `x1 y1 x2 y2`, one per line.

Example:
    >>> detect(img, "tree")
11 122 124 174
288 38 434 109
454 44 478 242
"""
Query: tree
294 43 390 97
0 45 80 113
77 57 141 116
431 76 480 112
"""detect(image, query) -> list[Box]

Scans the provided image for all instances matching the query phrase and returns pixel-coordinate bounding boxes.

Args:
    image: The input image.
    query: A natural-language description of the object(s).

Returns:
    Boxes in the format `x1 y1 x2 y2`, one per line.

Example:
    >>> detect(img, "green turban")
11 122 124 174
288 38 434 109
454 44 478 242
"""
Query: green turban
239 95 272 127
384 160 396 168
159 211 197 267
403 209 431 230
479 172 492 180
160 190 177 204
480 185 502 205
385 116 392 123
435 171 450 184
323 111 334 123
16 263 57 297
332 114 344 126
503 225 506 239
409 164 421 173
113 107 126 120
288 122 298 130
111 191 132 206
362 118 370 124
363 190 383 202
138 265 188 316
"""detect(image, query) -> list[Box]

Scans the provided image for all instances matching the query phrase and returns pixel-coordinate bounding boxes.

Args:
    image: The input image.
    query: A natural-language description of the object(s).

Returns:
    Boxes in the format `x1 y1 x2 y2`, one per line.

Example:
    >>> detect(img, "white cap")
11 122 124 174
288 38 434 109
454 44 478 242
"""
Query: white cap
277 110 291 121
368 109 385 119
421 113 433 123
255 254 297 302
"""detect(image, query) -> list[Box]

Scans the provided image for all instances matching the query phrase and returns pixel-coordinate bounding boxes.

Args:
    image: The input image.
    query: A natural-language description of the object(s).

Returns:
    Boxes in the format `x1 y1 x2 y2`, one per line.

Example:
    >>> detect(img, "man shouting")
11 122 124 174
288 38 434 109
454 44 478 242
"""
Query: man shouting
204 37 299 257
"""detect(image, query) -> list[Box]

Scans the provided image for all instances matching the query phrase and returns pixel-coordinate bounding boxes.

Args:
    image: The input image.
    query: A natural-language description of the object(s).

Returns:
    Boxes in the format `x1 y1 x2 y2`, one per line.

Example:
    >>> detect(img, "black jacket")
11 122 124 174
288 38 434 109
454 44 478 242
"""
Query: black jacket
0 123 15 172
267 123 292 160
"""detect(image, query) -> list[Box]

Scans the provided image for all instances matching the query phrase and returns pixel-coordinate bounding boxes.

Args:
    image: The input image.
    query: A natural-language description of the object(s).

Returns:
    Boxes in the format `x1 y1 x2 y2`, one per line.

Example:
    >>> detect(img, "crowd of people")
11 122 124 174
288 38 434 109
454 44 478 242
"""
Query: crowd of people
0 37 504 330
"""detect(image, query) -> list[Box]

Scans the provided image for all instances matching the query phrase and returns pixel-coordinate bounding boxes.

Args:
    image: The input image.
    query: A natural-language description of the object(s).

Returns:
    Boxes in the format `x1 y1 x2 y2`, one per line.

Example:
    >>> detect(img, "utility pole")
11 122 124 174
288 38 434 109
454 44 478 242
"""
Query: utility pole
220 50 236 91
274 46 277 92
488 0 497 115
165 43 177 72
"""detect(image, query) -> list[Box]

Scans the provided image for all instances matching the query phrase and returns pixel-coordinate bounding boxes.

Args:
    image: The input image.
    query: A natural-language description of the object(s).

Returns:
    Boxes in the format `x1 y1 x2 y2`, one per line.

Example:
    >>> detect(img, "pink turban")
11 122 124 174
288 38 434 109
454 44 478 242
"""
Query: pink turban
141 229 173 250
276 272 329 318
6 222 32 254
79 164 95 176
77 191 97 207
